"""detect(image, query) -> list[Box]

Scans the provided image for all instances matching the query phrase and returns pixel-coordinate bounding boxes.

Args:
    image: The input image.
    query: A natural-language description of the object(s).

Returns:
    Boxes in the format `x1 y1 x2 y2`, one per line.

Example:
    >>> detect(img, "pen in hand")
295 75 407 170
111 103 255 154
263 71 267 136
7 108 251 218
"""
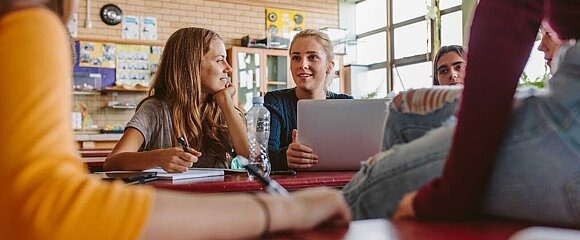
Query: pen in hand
176 137 201 169
177 136 190 153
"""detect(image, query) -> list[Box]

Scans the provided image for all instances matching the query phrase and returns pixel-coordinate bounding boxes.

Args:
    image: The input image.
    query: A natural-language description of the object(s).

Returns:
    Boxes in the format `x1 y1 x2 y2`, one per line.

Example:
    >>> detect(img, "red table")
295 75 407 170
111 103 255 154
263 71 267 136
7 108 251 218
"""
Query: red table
271 219 532 240
146 170 561 240
152 171 356 193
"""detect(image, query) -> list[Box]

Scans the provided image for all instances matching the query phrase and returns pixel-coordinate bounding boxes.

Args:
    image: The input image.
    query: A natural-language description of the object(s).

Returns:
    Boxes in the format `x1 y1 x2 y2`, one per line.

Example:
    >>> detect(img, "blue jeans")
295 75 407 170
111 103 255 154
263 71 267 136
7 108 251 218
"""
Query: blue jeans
343 41 580 226
382 98 458 150
344 125 453 219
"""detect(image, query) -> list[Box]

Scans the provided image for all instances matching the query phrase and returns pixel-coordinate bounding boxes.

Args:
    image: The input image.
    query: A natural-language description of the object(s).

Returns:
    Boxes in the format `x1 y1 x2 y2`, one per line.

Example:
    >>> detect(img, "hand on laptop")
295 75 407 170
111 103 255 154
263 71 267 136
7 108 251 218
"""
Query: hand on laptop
287 129 319 169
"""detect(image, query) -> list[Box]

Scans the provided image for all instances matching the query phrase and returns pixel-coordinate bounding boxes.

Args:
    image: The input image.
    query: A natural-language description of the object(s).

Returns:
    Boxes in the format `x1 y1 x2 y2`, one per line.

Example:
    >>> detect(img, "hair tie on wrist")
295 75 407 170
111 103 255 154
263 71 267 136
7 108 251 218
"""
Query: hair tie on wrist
250 193 270 239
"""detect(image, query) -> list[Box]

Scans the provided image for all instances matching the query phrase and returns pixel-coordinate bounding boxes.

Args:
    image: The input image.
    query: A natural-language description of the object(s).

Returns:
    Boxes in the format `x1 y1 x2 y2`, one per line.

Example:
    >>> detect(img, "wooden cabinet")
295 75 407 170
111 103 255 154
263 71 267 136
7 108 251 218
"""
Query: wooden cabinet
227 47 293 112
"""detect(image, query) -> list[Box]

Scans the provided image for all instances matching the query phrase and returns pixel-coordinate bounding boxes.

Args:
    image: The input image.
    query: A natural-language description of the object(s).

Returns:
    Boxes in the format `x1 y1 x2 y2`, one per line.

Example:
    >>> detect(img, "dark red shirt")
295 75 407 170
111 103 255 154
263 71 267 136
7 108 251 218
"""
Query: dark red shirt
414 0 580 219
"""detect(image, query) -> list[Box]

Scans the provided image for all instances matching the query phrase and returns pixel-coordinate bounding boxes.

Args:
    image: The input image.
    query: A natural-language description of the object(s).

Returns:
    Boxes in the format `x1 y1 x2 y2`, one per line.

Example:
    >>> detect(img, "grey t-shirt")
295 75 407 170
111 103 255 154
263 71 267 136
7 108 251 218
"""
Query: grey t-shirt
126 98 228 168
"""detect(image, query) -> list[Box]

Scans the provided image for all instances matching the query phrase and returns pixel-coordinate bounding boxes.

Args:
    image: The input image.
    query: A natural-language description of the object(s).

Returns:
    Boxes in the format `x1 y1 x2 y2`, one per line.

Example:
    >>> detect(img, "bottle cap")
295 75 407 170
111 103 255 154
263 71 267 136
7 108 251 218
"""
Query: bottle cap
252 96 264 104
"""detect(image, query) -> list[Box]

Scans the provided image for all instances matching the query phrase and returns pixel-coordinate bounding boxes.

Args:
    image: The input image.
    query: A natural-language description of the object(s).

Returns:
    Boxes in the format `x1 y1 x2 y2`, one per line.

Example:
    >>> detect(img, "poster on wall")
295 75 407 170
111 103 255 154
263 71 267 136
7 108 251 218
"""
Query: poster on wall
116 44 150 87
149 46 163 78
140 17 158 40
78 41 116 68
265 8 305 45
67 13 78 37
122 15 139 39
115 44 163 87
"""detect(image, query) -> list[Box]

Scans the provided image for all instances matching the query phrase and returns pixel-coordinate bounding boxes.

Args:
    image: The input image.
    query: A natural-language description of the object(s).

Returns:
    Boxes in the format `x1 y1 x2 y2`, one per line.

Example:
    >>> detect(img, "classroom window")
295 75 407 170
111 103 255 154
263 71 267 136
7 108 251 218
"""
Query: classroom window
358 68 388 99
357 32 387 65
355 0 386 34
393 0 428 24
394 21 431 59
522 40 550 85
441 10 463 47
352 0 464 94
349 1 546 93
440 0 462 10
392 62 432 92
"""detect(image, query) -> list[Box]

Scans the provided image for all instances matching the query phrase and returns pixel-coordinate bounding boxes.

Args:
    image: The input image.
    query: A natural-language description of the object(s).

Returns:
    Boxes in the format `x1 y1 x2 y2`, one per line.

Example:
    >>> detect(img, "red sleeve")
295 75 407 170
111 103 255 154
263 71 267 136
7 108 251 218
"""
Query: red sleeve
413 0 544 219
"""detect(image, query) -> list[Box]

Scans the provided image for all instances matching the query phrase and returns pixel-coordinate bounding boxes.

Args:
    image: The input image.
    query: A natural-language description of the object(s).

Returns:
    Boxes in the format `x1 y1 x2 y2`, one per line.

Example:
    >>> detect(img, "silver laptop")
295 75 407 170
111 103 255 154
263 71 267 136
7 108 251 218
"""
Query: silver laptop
297 99 389 171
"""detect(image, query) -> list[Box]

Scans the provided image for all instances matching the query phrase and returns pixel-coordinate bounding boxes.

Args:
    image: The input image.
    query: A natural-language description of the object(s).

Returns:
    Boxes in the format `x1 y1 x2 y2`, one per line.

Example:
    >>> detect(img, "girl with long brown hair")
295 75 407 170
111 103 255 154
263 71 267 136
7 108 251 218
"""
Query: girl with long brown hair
104 27 249 171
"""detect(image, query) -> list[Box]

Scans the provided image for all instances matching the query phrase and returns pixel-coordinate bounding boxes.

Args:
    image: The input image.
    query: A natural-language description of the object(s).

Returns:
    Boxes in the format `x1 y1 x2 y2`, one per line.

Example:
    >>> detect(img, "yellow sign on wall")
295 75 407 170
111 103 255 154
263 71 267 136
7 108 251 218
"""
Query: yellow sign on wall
265 8 305 39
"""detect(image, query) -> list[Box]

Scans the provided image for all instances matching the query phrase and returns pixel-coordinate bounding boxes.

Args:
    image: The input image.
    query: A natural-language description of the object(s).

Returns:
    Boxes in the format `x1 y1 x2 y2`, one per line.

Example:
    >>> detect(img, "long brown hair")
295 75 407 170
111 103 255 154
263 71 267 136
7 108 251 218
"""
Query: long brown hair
145 27 231 165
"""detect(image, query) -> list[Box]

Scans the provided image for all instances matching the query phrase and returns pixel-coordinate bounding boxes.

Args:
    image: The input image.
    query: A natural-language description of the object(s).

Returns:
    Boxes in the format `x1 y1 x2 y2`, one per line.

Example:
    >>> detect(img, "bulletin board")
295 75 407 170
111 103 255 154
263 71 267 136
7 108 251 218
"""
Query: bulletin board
116 44 155 87
73 41 163 89
265 8 305 39
78 42 116 68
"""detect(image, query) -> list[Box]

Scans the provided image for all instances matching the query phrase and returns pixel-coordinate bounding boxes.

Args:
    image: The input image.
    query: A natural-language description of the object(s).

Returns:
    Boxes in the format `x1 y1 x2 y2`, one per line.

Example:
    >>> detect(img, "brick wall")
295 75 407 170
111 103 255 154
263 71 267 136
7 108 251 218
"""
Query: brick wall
73 0 338 129
72 92 148 129
76 0 339 47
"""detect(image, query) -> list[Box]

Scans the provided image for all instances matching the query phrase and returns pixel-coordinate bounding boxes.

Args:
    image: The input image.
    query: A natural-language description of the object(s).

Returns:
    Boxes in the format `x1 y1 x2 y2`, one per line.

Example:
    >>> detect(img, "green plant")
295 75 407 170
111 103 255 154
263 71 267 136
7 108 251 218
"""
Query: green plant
519 64 550 88
361 91 378 99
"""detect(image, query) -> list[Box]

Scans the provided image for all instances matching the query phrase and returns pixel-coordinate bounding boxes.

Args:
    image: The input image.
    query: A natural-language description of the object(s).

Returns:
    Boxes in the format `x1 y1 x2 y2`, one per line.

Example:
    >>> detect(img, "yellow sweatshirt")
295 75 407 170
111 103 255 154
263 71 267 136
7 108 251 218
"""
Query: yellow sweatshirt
0 8 153 239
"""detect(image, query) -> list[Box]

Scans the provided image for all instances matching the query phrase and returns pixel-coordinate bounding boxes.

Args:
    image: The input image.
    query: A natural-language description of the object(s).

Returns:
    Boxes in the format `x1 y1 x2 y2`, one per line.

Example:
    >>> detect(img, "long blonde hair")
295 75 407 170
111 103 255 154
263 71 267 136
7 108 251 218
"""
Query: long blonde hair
145 27 231 165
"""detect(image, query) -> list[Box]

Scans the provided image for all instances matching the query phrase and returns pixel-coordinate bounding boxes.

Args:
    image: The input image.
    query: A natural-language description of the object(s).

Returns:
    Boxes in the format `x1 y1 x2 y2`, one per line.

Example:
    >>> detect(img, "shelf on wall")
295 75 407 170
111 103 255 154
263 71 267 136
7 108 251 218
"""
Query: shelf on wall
72 88 149 96
101 86 150 93
73 91 101 95
108 105 137 109
75 37 165 46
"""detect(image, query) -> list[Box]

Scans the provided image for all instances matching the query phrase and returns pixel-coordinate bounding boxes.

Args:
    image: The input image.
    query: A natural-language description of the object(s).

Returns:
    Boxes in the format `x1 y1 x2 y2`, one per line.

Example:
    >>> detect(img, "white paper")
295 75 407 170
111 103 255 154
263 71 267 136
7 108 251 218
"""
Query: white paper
144 168 224 181
66 13 78 37
122 15 139 39
140 17 158 40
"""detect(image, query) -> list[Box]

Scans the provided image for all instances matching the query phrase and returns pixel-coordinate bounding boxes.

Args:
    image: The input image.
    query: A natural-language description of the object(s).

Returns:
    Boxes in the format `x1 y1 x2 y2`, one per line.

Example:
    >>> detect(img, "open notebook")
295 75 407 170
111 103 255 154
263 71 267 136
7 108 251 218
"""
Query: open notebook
144 168 224 180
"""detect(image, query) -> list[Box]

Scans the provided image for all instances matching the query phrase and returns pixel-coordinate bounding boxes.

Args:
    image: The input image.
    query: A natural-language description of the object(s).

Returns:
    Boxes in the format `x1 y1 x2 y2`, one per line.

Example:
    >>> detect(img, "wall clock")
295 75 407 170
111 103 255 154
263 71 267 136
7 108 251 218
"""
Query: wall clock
100 4 123 26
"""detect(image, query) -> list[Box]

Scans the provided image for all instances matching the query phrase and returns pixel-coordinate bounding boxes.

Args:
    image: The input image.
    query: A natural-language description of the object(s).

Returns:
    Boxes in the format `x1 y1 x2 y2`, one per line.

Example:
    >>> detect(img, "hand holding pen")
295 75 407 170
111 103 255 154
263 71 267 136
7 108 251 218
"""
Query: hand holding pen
158 136 200 172
177 137 191 153
177 137 202 155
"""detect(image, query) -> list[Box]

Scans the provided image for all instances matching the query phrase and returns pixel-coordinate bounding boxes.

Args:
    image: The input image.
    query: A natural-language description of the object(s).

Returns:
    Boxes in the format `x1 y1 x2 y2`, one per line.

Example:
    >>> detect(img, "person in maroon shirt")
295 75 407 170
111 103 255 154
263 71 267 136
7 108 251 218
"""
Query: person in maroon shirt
344 0 580 226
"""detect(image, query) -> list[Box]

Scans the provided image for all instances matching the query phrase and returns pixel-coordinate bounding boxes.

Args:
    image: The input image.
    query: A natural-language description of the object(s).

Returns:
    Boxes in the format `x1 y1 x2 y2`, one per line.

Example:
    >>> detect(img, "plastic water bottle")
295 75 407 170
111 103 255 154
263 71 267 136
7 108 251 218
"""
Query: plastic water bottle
246 96 272 178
